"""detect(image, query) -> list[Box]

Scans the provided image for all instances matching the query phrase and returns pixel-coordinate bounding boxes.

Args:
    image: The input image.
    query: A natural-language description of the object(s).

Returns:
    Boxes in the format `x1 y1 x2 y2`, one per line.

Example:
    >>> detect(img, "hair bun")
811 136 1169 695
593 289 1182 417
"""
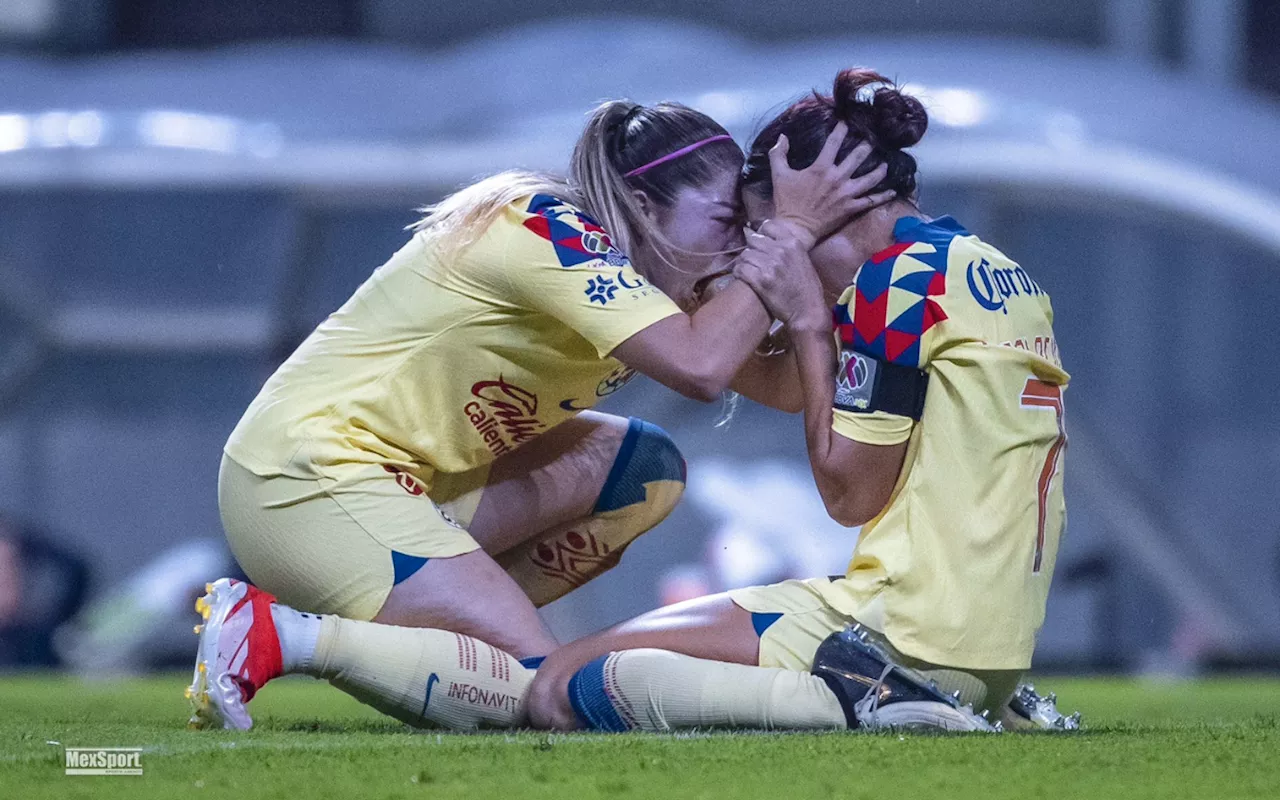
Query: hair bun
832 67 928 151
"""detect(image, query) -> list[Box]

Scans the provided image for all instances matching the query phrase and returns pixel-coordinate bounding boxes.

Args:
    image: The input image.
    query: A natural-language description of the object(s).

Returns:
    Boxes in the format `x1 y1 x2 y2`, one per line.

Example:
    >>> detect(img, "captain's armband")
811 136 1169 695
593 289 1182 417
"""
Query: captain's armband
833 345 929 420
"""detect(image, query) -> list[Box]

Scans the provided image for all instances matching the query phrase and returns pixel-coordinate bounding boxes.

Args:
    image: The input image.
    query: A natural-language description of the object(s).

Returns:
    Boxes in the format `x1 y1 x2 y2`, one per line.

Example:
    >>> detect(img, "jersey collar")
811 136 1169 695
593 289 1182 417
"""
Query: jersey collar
892 215 969 242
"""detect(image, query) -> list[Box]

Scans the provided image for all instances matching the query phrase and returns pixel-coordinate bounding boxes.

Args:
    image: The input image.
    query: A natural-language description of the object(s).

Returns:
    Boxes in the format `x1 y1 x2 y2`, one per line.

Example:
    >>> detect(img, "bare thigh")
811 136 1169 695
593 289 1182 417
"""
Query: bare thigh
370 412 630 660
527 592 760 729
466 411 629 556
374 550 559 660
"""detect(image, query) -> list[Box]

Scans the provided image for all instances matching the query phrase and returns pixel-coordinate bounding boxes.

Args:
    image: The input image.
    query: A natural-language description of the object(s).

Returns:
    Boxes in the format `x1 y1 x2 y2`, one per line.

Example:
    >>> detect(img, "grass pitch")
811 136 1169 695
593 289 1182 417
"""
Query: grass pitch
2 675 1279 799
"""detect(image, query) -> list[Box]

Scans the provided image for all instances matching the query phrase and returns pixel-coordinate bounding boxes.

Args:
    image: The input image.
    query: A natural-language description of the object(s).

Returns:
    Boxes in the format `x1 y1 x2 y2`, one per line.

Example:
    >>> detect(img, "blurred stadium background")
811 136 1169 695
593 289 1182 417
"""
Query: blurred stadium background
1 0 1278 678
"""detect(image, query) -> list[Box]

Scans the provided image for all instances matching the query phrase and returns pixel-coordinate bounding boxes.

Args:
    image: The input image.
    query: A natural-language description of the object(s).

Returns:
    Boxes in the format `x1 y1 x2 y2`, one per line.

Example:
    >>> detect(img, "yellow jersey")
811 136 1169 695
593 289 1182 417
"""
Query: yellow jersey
224 194 682 484
819 216 1069 670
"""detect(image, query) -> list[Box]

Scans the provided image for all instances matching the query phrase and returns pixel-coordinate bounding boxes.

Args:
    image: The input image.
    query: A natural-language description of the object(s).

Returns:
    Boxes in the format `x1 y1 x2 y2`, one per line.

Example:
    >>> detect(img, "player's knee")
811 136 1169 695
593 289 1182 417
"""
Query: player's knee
526 661 583 731
593 418 686 522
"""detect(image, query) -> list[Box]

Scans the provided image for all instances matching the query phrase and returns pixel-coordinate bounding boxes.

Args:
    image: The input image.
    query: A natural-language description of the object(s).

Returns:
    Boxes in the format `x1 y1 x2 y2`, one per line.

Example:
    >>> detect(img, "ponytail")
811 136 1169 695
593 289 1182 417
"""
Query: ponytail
411 100 740 269
571 100 742 266
409 170 579 258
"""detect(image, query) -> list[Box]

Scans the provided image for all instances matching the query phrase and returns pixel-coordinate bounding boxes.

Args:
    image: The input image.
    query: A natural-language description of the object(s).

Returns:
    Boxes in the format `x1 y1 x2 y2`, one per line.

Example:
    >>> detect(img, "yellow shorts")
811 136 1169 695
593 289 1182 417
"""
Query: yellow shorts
218 454 489 621
730 577 1024 713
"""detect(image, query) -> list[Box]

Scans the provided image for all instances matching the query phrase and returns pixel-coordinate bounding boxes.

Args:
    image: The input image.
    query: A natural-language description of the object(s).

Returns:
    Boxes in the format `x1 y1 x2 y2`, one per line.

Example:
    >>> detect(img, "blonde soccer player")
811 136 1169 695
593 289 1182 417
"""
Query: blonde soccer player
188 100 893 731
524 70 1077 733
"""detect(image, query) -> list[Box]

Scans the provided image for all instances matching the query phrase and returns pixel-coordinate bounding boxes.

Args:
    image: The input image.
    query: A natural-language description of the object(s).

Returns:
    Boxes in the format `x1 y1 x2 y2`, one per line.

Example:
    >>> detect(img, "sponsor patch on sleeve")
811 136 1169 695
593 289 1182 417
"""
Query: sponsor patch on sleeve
834 345 878 413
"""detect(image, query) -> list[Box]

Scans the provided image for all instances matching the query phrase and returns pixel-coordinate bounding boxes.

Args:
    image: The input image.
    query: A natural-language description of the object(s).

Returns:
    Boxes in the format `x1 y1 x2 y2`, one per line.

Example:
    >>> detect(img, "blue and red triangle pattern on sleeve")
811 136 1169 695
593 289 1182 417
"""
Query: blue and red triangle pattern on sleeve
522 194 629 268
834 240 950 368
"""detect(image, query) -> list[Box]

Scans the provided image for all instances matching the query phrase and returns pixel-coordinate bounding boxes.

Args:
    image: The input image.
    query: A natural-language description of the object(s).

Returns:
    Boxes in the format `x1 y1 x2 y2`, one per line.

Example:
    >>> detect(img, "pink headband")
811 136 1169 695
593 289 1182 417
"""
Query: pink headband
623 134 735 178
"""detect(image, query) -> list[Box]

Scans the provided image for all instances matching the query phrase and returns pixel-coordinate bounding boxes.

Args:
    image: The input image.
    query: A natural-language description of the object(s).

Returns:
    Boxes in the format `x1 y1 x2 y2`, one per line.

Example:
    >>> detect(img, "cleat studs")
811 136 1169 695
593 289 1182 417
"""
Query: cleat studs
980 709 990 719
1047 692 1057 704
193 624 203 635
184 686 193 699
198 662 207 674
951 690 962 700
206 583 214 594
993 721 1004 733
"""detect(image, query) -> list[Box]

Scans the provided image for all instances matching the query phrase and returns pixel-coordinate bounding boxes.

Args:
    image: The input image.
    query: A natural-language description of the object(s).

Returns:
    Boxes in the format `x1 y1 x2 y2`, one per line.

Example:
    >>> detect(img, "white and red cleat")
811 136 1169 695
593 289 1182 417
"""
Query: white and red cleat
186 578 283 730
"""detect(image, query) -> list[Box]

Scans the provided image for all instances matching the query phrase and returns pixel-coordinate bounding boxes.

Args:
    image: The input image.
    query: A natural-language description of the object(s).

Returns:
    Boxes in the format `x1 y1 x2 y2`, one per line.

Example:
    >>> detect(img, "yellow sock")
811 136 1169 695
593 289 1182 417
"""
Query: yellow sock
569 649 847 731
310 616 532 730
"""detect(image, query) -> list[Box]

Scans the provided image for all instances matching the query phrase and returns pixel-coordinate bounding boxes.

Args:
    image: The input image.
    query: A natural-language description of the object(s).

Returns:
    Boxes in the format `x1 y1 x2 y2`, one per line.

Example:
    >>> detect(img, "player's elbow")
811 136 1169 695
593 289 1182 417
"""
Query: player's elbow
685 387 721 404
817 478 888 528
822 498 873 528
824 496 885 527
682 378 723 404
673 355 732 403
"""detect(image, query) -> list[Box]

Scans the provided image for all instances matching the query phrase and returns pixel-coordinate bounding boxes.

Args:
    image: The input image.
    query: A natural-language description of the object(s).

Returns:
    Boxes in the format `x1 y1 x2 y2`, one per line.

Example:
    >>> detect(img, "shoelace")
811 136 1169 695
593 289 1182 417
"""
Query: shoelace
858 662 898 724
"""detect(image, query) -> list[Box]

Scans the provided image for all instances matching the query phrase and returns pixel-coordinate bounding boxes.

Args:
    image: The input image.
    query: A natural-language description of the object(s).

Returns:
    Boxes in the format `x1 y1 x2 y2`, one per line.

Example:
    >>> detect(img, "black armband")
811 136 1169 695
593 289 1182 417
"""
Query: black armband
833 346 929 420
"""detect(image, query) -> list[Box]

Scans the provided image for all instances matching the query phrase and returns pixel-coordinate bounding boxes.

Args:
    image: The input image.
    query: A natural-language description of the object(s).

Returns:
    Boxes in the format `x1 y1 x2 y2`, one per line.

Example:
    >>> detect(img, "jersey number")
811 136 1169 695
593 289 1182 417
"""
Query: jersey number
1020 378 1066 574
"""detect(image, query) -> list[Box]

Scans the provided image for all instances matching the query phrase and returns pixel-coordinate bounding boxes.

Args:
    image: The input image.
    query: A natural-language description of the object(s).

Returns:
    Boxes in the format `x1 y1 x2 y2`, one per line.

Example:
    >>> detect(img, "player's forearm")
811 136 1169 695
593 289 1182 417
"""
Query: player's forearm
791 327 867 526
612 279 772 403
791 327 842 475
793 327 906 525
730 349 804 413
678 279 774 398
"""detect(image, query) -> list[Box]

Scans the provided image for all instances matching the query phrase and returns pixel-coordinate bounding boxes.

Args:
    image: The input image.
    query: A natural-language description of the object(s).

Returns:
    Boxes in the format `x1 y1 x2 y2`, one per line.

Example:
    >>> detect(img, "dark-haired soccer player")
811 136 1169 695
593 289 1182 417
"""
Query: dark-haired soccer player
527 69 1075 733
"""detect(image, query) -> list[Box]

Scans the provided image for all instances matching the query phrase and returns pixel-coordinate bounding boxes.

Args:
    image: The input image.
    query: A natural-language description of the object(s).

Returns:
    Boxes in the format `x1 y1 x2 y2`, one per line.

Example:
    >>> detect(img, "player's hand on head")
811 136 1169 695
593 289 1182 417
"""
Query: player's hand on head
769 124 896 248
733 227 827 334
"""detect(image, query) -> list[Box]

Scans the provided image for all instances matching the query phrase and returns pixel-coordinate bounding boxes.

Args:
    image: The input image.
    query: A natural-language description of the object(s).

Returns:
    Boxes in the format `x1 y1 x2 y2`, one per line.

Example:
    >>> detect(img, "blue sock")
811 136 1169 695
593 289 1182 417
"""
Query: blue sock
518 656 546 670
567 655 632 732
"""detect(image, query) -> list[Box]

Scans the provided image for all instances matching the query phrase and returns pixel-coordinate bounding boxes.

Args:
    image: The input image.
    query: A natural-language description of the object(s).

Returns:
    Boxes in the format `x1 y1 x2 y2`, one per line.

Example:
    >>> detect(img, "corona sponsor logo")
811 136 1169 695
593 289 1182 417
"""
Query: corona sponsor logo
966 257 1044 315
464 377 545 457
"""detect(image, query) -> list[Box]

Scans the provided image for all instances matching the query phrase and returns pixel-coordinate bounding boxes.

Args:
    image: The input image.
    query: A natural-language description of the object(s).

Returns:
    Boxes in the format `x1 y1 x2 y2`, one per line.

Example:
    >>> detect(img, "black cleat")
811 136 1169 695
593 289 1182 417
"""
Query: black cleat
811 625 998 733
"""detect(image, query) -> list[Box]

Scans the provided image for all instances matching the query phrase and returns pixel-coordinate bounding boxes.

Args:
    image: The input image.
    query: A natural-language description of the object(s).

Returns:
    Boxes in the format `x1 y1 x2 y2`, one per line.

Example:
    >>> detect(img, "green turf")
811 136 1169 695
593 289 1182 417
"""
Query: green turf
2 674 1279 799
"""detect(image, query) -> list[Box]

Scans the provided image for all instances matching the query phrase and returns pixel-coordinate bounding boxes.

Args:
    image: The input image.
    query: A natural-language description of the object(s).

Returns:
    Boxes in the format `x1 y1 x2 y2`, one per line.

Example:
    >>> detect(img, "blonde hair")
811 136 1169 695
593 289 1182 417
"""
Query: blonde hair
410 100 740 270
571 100 741 265
409 170 578 257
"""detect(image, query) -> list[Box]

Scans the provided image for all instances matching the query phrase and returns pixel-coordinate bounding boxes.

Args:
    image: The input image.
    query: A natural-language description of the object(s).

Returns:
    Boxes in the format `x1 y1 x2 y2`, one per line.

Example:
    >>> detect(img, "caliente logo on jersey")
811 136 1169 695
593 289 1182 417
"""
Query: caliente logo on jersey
464 377 546 457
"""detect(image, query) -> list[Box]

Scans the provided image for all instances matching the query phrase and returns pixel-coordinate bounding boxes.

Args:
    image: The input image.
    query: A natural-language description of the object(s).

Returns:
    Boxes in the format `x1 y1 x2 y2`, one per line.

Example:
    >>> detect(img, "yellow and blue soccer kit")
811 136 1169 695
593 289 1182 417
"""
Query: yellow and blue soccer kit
732 216 1069 706
220 194 686 620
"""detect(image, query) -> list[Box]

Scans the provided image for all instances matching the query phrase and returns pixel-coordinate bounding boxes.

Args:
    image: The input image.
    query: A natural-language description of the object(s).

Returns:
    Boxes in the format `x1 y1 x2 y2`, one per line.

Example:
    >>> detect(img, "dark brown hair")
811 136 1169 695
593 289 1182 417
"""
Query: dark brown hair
742 68 928 202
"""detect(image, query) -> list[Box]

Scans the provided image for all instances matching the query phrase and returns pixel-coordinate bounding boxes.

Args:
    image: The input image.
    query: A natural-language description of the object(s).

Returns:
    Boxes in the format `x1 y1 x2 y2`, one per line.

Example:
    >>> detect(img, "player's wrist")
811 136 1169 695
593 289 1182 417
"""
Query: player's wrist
781 295 831 335
786 316 830 340
768 217 819 251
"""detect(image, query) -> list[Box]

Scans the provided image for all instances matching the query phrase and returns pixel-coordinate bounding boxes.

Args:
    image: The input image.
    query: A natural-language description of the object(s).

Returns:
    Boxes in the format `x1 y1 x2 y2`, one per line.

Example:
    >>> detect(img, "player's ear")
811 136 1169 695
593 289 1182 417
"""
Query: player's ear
631 189 660 224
